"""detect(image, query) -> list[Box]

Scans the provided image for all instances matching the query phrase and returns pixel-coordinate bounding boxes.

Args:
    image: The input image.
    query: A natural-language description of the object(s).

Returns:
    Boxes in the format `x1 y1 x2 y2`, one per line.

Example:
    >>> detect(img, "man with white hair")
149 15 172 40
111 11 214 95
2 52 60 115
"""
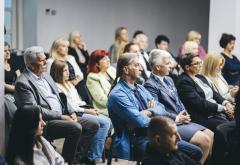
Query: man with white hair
144 49 214 165
14 46 99 164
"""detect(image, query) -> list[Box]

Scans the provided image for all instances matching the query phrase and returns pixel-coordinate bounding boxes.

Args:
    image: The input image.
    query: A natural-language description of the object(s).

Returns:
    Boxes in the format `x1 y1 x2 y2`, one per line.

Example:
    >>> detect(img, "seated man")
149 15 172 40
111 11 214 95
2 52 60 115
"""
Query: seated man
108 53 202 161
144 49 213 164
14 46 99 165
142 116 199 165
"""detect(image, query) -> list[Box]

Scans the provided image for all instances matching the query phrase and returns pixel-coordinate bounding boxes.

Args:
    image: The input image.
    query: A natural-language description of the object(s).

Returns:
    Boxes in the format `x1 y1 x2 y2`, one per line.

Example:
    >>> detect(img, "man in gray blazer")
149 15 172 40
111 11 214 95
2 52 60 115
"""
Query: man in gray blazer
14 46 99 165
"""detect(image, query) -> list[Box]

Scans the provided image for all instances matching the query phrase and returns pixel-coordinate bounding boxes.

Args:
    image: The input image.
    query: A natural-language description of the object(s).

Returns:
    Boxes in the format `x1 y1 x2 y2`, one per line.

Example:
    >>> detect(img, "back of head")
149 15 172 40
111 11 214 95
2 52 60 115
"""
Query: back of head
149 49 171 70
24 46 44 66
148 116 175 140
6 105 41 165
201 52 225 77
219 33 236 49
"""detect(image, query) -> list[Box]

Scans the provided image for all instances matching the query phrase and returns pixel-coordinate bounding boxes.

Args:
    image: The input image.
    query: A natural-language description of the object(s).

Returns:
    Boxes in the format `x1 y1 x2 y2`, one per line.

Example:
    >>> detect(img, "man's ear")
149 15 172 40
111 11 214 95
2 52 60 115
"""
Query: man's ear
27 63 35 72
123 66 129 74
153 134 161 144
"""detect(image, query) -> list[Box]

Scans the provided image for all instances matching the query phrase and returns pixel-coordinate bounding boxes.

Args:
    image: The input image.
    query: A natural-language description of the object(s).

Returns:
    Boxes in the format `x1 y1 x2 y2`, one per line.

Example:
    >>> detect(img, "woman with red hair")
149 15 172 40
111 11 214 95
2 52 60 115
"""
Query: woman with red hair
87 50 116 116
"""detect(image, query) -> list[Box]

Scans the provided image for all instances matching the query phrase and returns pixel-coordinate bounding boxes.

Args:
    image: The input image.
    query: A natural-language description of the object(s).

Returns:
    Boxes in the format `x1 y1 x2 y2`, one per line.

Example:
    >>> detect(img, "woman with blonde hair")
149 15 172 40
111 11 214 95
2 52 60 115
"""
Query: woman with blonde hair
68 31 89 78
109 26 129 67
48 38 92 104
178 30 206 59
201 52 239 102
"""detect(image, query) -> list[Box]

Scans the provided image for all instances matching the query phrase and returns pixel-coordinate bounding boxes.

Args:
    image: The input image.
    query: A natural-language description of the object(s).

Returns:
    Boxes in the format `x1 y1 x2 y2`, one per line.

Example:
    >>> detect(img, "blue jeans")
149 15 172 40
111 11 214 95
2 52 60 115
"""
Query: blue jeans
178 140 203 161
82 114 112 161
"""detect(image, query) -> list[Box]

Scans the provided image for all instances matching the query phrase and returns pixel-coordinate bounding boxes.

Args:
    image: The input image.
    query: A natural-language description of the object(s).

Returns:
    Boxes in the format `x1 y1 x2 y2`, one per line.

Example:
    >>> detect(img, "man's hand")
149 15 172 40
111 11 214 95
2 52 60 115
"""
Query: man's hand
177 111 191 124
148 100 156 108
141 110 152 117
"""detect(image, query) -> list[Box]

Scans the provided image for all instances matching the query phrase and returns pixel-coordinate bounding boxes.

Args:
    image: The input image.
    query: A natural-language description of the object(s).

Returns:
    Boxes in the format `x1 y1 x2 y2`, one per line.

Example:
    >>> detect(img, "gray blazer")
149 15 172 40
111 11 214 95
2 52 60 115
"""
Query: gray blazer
14 69 74 121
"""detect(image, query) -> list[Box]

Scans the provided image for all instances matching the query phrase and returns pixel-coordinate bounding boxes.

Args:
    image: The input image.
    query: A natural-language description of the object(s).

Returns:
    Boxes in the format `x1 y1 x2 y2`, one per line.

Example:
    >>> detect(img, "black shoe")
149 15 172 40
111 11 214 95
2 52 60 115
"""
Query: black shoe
79 157 96 165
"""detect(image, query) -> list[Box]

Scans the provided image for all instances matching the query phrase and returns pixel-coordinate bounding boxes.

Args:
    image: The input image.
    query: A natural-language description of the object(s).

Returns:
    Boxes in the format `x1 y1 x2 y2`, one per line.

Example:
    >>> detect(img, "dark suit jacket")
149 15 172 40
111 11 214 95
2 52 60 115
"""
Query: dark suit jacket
144 74 185 115
177 73 225 124
68 46 89 78
14 69 74 121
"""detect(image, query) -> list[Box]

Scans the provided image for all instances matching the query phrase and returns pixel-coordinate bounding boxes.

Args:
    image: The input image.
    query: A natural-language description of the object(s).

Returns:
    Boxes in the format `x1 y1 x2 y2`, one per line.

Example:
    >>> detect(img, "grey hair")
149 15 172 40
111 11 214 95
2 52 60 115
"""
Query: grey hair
24 46 44 65
149 49 171 69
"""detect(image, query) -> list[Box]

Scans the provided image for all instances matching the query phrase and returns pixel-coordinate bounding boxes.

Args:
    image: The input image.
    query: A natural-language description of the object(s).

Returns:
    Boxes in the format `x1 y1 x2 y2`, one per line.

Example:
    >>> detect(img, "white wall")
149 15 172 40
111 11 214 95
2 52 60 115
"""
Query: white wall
35 0 209 56
0 0 5 155
208 0 240 55
22 0 37 49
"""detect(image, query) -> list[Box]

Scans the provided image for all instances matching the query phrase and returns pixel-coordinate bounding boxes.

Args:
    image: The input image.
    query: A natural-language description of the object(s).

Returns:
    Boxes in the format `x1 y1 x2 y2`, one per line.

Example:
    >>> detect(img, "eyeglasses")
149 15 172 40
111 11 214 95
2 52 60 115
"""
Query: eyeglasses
190 61 202 66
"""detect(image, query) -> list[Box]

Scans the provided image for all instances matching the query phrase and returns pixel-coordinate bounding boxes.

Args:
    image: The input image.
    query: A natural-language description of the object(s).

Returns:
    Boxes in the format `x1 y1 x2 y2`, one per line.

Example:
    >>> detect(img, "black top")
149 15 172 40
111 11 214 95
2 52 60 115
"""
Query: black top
142 144 199 165
68 47 89 79
177 73 225 125
5 68 17 85
142 144 198 165
66 61 76 81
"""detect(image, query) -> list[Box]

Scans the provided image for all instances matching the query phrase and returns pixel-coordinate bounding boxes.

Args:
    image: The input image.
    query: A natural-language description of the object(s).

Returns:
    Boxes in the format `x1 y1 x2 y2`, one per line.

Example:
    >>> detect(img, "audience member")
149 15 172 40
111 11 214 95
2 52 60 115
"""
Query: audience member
6 105 66 165
142 116 199 165
48 38 92 104
201 52 239 103
86 50 116 116
50 59 111 163
109 26 129 67
14 46 99 164
107 53 203 161
4 42 20 102
178 30 206 60
68 31 90 79
155 34 179 83
132 33 151 82
123 42 140 54
219 33 240 85
144 49 213 164
177 54 233 131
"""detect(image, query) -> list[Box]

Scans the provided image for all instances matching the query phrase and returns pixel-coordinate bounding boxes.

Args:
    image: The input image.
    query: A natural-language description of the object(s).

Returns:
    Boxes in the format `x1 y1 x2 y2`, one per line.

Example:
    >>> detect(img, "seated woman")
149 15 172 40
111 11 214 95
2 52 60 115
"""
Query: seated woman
178 30 206 60
50 60 111 163
201 52 239 103
47 38 92 104
86 50 116 116
108 53 203 162
109 26 129 67
4 42 20 102
68 31 90 79
6 105 66 165
177 53 234 131
219 33 240 85
144 49 213 165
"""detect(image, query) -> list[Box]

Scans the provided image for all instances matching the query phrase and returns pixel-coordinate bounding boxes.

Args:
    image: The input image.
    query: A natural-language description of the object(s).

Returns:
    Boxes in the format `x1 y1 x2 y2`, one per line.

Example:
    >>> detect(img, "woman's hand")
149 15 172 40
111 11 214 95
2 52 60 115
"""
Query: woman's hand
84 108 99 116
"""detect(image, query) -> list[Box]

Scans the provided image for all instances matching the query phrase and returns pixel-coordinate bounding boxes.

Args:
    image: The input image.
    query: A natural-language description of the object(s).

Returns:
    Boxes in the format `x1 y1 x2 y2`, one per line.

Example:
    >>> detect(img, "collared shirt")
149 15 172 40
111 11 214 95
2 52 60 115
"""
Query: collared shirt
27 69 63 115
